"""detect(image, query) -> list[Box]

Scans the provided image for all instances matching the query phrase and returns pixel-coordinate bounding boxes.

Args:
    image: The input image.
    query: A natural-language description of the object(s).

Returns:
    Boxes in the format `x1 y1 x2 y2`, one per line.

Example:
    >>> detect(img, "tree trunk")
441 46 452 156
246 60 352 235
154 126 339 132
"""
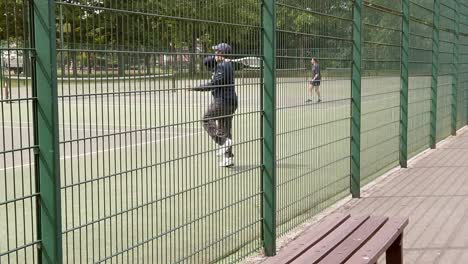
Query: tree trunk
24 51 32 77
88 52 92 75
24 3 32 77
189 27 197 75
145 54 151 75
118 52 125 76
71 51 78 77
300 37 305 70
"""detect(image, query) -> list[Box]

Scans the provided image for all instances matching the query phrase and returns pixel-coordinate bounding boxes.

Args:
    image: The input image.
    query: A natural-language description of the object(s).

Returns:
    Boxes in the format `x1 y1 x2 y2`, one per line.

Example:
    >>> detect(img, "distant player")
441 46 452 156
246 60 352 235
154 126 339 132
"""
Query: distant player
188 43 238 167
306 57 321 103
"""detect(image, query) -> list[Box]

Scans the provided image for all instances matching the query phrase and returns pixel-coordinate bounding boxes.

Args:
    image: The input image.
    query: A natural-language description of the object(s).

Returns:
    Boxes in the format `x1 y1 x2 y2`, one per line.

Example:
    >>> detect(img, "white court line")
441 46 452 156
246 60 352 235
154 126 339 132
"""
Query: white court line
0 131 203 172
3 121 132 128
66 101 208 108
2 121 204 130
1 126 175 137
3 126 121 133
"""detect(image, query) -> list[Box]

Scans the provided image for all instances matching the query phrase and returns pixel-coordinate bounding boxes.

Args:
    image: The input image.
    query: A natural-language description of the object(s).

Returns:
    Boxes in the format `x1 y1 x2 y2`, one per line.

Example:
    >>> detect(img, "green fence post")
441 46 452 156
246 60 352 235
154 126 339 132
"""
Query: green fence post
400 0 410 168
262 0 276 256
33 0 62 263
451 0 460 135
351 0 362 198
430 0 440 149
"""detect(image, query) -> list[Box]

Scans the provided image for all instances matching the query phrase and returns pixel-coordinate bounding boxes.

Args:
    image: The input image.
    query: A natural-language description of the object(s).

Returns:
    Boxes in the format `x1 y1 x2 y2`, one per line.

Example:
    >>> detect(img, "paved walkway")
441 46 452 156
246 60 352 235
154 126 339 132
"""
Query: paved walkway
247 127 468 264
333 127 468 263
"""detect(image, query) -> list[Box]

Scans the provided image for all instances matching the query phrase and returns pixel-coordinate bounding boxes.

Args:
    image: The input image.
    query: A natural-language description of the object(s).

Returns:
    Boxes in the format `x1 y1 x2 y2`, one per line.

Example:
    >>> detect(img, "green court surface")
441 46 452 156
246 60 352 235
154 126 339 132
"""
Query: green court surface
0 76 347 263
1 74 442 263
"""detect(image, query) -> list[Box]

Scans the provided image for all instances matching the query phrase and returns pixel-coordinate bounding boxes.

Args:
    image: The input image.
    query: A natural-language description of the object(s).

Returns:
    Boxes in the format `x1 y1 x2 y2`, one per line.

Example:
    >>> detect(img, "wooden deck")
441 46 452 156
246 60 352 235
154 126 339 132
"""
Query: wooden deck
246 127 468 264
332 127 468 263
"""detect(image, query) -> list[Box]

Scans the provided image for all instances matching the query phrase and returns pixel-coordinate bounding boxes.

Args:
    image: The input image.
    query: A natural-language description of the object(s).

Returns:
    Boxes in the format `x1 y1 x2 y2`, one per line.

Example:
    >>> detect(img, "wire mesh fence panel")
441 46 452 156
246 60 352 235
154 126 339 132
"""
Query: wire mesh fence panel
3 1 468 263
0 0 39 263
458 3 468 129
275 0 353 236
408 0 433 158
436 0 456 141
55 0 262 263
361 1 402 183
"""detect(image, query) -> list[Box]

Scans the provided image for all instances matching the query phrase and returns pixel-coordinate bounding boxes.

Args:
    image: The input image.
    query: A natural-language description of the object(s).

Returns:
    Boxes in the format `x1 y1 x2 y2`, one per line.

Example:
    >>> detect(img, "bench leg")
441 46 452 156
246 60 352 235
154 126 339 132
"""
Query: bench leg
386 234 403 264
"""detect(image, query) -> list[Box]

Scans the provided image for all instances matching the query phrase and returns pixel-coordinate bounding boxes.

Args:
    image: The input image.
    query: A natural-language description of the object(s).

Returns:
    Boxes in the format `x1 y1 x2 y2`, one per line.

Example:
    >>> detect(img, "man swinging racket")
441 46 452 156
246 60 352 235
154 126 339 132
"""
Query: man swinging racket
188 43 238 167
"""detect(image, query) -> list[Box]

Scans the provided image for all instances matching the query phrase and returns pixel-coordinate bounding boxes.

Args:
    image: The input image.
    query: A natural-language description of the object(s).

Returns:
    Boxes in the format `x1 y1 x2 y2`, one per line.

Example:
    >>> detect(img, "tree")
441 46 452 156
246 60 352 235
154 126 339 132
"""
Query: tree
0 0 33 76
0 0 26 44
362 2 402 72
275 0 353 70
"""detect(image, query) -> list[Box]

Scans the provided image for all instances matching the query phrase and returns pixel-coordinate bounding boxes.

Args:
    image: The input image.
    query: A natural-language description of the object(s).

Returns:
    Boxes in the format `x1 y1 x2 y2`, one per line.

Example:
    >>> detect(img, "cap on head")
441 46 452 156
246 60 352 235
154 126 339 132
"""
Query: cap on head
212 43 232 54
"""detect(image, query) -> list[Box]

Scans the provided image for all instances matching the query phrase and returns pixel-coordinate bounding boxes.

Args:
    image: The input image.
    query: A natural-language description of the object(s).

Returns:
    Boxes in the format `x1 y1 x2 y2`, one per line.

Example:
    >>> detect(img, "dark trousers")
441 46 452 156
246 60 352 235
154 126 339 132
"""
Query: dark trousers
202 101 237 156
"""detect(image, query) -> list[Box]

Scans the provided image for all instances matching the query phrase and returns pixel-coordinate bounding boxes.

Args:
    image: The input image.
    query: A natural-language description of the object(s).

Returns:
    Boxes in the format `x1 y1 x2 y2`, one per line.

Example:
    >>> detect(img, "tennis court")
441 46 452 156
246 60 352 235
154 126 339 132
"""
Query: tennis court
0 74 351 262
2 0 468 263
2 72 442 263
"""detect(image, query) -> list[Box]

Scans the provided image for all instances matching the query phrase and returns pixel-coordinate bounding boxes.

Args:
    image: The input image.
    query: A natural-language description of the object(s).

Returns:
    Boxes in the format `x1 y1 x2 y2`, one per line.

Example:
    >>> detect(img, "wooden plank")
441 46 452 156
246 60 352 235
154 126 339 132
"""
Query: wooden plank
262 214 350 264
345 217 409 264
319 216 388 264
292 216 370 264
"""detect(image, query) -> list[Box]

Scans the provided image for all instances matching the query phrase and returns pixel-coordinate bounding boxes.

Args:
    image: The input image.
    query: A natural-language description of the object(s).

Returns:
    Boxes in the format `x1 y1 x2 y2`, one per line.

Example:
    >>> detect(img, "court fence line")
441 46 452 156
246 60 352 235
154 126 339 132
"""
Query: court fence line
1 0 468 263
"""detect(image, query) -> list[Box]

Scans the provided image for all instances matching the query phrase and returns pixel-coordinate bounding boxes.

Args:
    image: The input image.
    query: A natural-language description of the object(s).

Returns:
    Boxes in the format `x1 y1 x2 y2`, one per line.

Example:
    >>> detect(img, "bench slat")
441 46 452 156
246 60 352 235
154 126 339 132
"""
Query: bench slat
262 214 350 264
345 217 409 264
318 216 388 264
292 216 370 264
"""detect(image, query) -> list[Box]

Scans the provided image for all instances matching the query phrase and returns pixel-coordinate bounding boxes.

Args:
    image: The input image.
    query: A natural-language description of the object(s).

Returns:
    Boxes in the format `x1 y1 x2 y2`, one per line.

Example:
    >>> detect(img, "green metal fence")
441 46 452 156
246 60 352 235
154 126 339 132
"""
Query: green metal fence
0 0 40 263
436 0 455 141
360 0 403 183
1 0 468 263
408 0 433 158
459 3 468 129
275 0 352 237
56 0 263 263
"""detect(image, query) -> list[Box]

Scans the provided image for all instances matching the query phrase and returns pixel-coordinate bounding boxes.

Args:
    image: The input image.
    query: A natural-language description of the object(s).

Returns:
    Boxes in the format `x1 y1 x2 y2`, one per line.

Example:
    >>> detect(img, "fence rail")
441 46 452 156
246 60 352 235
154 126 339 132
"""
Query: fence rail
1 0 468 263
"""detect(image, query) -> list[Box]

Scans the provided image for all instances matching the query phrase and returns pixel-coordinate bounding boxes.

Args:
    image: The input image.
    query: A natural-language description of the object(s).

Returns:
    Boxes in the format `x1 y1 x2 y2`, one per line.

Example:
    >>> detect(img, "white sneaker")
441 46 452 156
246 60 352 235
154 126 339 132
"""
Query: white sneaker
219 156 234 167
217 138 233 156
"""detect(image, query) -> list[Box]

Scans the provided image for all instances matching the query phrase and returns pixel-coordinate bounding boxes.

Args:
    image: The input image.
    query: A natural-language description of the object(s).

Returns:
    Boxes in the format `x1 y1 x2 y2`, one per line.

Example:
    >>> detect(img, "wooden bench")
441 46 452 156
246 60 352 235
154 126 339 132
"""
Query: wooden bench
263 214 408 264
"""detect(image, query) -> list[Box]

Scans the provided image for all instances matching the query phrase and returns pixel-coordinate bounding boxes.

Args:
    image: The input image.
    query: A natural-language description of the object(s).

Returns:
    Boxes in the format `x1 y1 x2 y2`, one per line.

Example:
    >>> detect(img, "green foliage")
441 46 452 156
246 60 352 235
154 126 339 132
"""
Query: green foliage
57 0 260 54
362 3 402 72
0 0 28 47
275 0 353 70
